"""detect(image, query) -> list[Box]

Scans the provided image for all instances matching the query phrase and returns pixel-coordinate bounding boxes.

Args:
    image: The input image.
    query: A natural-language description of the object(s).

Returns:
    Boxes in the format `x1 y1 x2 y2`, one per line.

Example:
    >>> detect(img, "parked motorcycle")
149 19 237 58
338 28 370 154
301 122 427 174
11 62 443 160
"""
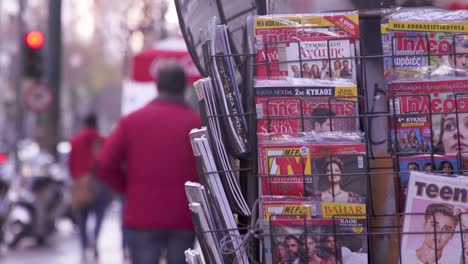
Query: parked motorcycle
1 140 68 248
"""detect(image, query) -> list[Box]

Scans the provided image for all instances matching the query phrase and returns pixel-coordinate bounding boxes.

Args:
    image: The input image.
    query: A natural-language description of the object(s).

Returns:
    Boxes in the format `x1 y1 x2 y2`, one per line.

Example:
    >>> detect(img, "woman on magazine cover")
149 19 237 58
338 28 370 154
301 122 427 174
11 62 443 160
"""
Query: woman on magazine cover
274 242 289 264
403 203 460 264
311 64 321 79
301 234 329 264
421 140 431 153
422 162 435 173
434 112 468 173
438 161 454 176
317 157 364 204
320 235 340 264
408 130 420 150
332 60 342 78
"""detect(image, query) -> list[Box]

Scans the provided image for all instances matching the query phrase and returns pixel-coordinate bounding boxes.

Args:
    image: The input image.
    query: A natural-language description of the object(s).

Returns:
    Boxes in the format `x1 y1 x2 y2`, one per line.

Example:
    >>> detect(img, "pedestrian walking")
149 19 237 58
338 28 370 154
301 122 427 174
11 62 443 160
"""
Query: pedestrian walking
97 61 201 264
68 113 112 260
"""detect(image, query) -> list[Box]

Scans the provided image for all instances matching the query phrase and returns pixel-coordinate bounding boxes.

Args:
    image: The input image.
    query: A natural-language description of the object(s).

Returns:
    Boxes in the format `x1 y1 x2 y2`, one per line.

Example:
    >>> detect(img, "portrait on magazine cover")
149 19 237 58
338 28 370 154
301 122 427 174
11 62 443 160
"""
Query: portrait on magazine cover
269 220 342 264
288 59 353 80
391 128 430 154
434 110 468 173
306 154 367 204
402 200 464 264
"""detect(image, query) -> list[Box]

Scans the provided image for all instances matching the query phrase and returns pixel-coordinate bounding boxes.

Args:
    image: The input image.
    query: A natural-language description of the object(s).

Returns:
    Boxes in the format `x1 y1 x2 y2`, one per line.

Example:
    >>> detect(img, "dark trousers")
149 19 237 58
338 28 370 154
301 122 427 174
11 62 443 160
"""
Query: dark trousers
126 228 195 264
76 184 111 250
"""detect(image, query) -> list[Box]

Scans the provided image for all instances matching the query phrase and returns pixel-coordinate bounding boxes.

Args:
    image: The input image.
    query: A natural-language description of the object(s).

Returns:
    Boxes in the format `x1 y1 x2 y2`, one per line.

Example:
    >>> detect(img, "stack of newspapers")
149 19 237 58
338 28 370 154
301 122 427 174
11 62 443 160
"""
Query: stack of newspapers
184 17 254 264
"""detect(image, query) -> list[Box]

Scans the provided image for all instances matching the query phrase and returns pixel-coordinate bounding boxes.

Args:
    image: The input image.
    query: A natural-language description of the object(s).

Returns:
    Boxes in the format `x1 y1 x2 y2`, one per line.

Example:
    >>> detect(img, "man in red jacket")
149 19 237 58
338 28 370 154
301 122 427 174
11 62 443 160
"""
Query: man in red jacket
97 62 201 264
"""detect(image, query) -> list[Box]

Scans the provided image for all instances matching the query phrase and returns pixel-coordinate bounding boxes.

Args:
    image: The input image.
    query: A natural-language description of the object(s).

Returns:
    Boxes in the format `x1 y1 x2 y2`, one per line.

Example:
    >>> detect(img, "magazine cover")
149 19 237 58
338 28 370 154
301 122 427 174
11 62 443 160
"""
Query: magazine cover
388 79 468 155
396 154 460 211
254 12 360 81
258 142 366 197
402 171 468 264
265 211 368 264
382 9 468 84
309 153 368 204
255 82 359 138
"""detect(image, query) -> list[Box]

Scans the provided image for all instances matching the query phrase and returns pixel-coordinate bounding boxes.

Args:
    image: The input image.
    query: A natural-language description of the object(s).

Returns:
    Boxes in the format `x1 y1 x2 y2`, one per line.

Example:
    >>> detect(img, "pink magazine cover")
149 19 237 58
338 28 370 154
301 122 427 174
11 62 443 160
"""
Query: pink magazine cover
402 171 468 264
254 13 359 81
388 79 468 154
255 80 359 138
382 9 468 84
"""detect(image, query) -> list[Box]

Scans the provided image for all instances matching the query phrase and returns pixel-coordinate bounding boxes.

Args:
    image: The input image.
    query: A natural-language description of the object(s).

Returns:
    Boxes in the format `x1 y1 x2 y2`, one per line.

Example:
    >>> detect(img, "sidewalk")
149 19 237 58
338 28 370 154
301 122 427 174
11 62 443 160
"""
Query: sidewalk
0 203 127 264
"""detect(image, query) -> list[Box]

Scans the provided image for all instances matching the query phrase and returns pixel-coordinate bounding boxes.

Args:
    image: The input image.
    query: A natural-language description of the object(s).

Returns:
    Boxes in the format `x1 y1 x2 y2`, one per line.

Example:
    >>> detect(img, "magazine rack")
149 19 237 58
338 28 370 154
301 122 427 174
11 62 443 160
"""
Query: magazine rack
195 12 468 264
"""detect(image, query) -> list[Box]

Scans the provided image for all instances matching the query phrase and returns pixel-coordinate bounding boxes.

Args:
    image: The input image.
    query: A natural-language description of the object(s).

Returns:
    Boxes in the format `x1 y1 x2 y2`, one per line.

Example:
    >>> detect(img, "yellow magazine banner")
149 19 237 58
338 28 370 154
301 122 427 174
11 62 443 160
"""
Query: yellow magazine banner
264 204 313 220
381 24 389 34
321 202 366 219
255 14 359 35
388 20 468 33
335 86 358 102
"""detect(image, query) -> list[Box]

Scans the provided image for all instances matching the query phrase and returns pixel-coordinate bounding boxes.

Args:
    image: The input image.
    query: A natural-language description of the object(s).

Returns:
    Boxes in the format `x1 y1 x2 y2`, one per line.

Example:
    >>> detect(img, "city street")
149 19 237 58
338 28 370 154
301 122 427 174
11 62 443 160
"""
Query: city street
0 203 128 264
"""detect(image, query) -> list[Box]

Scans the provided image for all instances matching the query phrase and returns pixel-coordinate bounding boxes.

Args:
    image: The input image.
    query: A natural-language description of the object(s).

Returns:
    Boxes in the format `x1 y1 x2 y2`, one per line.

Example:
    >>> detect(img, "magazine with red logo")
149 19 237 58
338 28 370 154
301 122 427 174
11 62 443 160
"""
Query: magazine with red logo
254 12 360 81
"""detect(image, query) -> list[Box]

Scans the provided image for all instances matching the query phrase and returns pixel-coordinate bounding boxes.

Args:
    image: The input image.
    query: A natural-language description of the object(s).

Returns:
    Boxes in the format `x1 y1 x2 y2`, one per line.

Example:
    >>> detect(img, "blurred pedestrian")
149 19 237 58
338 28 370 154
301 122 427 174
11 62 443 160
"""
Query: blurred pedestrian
68 113 113 260
97 61 201 264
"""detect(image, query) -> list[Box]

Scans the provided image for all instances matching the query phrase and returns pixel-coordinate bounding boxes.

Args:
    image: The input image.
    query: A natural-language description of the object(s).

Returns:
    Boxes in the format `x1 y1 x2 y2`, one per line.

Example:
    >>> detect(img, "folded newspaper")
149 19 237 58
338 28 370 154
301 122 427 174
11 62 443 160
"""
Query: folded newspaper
204 18 250 158
193 82 251 216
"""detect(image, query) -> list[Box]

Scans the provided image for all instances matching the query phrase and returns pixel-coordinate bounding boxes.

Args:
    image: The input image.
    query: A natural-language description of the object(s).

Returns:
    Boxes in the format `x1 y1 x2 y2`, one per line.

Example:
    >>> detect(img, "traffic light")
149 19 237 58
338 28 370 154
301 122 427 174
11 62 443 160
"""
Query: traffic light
23 30 44 80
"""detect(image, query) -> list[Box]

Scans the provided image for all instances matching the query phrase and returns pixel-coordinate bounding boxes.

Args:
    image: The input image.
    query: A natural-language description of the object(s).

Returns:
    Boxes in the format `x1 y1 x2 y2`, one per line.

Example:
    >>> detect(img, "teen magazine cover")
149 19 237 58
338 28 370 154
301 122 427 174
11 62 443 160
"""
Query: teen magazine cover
402 171 468 264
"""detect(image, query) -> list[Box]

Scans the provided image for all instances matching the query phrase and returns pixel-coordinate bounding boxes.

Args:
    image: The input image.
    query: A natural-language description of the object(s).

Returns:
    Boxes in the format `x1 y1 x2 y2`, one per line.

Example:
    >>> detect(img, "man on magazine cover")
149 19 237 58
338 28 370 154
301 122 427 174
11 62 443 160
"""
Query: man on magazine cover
403 203 459 264
340 60 353 79
284 235 306 264
320 59 330 79
310 108 336 133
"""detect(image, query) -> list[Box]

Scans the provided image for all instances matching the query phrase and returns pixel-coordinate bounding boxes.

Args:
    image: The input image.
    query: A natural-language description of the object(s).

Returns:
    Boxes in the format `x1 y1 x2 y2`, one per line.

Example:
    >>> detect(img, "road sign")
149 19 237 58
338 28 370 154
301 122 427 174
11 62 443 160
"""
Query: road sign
23 83 53 112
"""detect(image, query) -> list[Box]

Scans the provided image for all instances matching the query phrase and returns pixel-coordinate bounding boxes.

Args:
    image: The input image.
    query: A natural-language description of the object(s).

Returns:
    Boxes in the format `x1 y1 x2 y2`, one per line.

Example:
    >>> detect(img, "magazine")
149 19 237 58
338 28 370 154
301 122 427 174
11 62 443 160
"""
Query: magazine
402 171 468 264
382 8 468 84
396 154 460 211
254 12 360 81
255 79 359 138
264 204 368 264
309 152 367 205
258 142 366 197
388 79 468 155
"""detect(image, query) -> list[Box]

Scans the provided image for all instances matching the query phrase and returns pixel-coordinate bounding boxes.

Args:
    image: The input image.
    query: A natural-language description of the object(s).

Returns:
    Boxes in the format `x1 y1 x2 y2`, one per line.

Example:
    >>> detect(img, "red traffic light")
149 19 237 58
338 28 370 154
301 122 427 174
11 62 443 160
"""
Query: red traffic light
25 30 44 49
0 152 7 164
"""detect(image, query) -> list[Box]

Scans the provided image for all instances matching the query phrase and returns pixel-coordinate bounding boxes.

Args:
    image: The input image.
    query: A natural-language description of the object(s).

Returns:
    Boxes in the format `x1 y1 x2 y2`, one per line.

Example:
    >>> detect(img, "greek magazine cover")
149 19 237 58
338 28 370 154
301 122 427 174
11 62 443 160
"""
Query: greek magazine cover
382 9 468 84
310 152 367 205
263 202 367 264
255 80 359 138
388 79 468 155
396 154 460 211
258 142 366 197
402 171 468 264
254 12 359 81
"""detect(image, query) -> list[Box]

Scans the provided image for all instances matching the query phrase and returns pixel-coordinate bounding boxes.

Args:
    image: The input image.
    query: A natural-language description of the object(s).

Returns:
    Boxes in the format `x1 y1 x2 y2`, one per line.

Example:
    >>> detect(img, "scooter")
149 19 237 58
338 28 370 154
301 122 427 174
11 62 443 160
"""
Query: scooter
2 140 68 248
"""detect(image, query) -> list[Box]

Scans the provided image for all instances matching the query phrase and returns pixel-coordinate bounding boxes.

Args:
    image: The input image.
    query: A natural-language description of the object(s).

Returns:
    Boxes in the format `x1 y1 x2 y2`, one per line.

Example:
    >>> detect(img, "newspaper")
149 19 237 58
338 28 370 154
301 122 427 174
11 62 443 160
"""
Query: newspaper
205 18 250 158
189 128 249 263
192 82 251 216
